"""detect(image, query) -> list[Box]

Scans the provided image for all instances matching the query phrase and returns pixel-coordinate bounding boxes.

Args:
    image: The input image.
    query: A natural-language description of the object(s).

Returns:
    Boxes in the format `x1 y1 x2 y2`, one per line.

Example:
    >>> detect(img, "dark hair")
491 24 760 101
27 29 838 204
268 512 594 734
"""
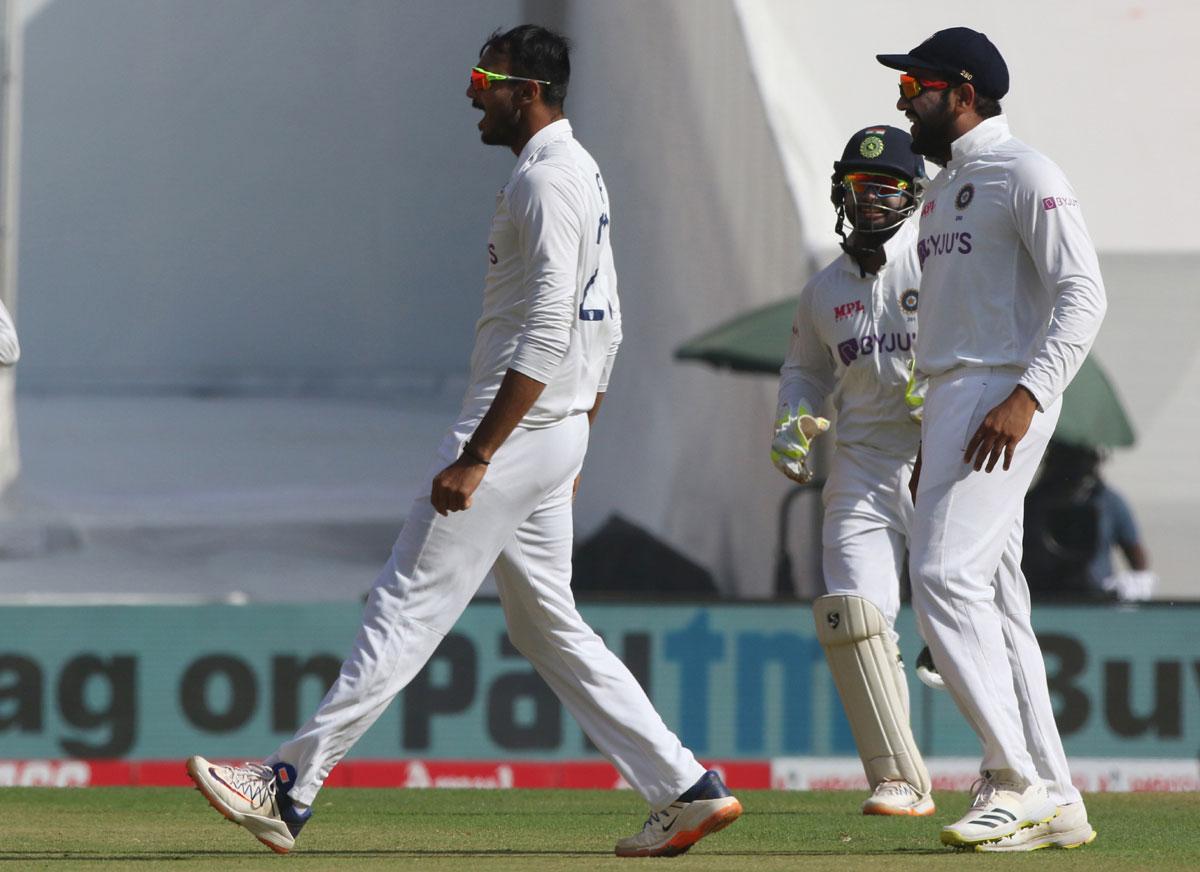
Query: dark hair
973 92 1002 118
481 25 570 108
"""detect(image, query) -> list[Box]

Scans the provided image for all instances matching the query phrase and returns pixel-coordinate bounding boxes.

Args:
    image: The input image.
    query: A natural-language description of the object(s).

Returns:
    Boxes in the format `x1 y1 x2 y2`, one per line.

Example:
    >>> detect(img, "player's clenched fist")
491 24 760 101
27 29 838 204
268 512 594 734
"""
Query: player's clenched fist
770 405 830 484
430 455 488 515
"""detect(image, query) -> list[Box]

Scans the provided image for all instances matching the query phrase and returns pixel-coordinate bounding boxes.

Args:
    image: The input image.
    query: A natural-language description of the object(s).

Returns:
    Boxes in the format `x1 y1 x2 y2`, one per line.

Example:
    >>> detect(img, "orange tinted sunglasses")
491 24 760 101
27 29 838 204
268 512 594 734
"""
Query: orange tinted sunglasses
899 74 951 99
470 66 550 91
844 172 910 195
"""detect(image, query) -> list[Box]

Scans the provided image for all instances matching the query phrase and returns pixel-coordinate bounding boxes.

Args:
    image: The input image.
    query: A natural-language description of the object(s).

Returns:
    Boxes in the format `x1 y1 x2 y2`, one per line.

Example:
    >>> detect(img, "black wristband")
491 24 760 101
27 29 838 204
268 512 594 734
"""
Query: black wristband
461 442 490 466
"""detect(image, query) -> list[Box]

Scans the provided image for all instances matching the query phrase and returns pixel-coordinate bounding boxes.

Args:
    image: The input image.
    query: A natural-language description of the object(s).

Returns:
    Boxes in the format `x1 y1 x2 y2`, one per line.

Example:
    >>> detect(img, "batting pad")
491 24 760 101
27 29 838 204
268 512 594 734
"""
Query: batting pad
813 594 931 795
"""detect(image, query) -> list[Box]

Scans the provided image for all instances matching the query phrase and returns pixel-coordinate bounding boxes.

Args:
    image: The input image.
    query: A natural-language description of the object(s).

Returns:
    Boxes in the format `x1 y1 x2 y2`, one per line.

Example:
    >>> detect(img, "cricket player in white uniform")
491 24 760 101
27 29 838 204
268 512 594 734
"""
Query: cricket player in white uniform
774 125 934 817
877 27 1105 850
186 25 740 859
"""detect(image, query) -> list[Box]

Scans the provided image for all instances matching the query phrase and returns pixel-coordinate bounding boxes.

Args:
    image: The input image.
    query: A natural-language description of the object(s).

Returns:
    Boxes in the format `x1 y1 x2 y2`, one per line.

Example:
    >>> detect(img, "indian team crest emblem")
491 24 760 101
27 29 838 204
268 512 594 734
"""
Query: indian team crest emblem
955 183 975 210
900 289 919 314
859 135 885 159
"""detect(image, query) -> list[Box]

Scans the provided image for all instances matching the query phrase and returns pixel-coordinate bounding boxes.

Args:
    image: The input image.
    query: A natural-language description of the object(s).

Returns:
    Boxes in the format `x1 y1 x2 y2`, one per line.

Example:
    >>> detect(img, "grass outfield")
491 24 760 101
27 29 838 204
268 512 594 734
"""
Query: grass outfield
1 788 1197 871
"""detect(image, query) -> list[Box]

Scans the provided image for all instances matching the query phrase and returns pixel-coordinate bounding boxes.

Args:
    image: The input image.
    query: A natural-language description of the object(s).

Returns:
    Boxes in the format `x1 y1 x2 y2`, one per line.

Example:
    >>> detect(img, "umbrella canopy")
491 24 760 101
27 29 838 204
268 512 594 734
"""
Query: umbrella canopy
675 298 1134 449
674 298 796 375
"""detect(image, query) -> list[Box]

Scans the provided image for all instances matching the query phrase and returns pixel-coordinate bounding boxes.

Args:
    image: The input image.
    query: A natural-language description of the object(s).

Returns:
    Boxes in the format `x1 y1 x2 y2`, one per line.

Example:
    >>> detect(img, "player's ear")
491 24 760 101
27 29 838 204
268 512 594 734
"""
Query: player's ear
517 80 540 107
954 81 977 112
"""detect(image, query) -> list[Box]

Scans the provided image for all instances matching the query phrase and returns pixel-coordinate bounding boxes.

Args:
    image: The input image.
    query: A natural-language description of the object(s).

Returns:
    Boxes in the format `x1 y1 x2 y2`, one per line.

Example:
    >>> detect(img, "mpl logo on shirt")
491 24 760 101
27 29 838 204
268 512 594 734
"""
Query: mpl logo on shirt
833 300 865 322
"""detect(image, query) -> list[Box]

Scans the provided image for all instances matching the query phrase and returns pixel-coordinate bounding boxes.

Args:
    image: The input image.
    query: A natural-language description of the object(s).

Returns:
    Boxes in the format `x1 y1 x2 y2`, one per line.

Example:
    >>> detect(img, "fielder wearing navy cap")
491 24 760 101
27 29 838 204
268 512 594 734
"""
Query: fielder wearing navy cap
877 27 1009 99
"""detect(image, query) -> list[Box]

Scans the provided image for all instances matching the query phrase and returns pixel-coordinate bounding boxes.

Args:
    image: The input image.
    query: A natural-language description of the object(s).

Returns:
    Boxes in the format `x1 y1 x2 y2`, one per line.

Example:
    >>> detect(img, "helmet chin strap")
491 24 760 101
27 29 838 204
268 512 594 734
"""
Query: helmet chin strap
841 226 901 277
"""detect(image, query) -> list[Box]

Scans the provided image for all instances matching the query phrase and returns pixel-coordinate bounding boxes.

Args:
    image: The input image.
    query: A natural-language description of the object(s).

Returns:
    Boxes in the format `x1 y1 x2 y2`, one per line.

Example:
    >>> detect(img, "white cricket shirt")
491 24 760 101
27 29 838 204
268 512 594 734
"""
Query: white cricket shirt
914 115 1106 407
458 119 622 430
778 219 922 459
0 298 17 366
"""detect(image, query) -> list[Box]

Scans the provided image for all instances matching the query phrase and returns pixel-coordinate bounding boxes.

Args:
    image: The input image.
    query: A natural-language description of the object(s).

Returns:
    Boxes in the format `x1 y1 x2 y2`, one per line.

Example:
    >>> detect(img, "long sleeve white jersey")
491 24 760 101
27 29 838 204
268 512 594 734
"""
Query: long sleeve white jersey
0 297 17 366
457 119 621 431
778 219 922 459
914 116 1106 407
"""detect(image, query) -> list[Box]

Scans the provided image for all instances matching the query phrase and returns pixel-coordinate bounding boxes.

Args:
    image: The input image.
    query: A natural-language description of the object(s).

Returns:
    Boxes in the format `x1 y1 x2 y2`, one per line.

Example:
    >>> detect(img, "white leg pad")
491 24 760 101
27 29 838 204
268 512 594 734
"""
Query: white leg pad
814 594 931 795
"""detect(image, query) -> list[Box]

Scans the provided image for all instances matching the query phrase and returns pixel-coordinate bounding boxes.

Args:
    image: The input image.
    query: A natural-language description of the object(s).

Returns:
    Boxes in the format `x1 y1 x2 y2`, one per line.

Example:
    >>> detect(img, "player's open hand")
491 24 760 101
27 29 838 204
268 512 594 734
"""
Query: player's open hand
963 386 1039 473
430 455 488 515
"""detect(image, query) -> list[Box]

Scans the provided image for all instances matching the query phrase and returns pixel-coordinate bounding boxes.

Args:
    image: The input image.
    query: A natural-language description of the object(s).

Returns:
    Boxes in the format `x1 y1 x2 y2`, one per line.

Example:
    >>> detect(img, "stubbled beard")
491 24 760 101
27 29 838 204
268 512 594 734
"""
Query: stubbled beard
910 97 954 159
481 107 520 147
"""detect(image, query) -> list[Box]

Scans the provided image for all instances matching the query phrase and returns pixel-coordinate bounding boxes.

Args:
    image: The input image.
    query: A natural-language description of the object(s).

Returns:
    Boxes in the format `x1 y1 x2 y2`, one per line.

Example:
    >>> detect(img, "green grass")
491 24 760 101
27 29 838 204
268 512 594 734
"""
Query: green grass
0 788 1196 871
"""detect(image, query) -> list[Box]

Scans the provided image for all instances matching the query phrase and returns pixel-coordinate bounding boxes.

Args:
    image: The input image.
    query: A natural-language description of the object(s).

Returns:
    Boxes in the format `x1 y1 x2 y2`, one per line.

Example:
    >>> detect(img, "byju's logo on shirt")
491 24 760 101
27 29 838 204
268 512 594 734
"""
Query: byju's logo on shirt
837 332 915 365
917 232 973 268
834 300 865 321
1042 195 1080 211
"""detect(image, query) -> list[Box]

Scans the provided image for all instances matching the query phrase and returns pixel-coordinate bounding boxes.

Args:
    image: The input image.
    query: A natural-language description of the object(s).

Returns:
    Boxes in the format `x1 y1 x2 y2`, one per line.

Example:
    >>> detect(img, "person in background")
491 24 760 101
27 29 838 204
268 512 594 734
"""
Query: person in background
1023 440 1156 601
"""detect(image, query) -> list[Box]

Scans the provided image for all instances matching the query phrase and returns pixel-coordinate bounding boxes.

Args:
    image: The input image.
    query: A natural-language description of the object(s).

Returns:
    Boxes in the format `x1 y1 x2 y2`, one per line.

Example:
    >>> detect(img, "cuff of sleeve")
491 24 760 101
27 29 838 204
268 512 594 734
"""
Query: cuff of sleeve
1016 379 1047 412
509 342 565 384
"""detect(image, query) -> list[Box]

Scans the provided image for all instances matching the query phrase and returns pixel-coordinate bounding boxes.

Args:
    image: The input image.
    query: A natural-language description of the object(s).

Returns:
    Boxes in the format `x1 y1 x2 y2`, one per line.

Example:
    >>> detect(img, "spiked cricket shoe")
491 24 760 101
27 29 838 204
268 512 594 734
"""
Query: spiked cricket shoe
940 779 1057 848
861 780 935 816
614 770 742 857
975 801 1096 852
186 755 311 853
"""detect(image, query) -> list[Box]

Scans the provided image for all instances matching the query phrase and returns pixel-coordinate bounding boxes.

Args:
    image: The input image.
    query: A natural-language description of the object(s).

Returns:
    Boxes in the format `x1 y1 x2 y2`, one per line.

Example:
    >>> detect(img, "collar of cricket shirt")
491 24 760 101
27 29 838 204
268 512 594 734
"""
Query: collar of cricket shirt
513 118 573 174
948 114 1011 166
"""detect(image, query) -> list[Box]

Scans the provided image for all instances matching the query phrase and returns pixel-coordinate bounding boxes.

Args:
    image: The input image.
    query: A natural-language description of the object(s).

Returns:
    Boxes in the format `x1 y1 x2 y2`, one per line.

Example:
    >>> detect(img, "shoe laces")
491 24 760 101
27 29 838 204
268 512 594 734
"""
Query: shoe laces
968 776 999 809
875 781 916 799
226 762 278 806
640 801 683 833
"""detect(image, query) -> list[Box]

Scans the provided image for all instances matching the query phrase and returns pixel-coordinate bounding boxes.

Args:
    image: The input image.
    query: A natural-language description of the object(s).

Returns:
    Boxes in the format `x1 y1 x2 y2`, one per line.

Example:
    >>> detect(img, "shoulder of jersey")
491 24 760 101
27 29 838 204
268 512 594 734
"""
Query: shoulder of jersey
804 256 849 295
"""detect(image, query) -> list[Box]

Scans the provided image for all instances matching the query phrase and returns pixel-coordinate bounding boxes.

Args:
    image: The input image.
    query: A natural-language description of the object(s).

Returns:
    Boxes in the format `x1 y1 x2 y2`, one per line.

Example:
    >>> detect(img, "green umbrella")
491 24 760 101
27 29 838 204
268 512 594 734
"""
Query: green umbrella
675 298 1134 449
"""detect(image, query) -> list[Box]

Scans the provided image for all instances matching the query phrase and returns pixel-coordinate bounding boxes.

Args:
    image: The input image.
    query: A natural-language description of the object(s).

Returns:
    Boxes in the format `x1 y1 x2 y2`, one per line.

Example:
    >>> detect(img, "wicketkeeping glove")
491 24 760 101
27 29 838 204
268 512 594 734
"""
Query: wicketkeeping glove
770 405 830 484
905 358 925 425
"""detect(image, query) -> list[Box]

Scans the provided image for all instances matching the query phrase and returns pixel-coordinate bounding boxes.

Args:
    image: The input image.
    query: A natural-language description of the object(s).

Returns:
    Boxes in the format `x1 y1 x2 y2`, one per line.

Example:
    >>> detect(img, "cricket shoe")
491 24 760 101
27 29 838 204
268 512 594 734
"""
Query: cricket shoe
940 777 1056 848
975 801 1096 852
861 780 935 816
614 770 742 857
186 755 311 854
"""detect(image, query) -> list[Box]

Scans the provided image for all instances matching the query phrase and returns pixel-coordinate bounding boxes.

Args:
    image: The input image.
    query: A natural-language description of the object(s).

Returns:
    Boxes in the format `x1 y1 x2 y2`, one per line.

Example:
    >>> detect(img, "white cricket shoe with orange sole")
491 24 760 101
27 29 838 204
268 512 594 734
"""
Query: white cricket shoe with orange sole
862 780 935 816
615 770 742 857
186 755 311 854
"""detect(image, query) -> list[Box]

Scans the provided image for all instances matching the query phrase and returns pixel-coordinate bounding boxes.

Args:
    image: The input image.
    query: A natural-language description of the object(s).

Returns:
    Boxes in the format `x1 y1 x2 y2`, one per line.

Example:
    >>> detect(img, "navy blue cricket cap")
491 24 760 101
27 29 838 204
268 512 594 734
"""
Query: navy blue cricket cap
877 27 1009 99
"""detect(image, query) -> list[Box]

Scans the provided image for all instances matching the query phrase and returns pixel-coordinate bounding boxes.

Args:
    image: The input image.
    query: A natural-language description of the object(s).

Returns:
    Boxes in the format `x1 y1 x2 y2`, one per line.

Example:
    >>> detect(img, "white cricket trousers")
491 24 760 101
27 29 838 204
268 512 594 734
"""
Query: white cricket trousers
822 444 915 642
270 413 704 808
909 366 1080 804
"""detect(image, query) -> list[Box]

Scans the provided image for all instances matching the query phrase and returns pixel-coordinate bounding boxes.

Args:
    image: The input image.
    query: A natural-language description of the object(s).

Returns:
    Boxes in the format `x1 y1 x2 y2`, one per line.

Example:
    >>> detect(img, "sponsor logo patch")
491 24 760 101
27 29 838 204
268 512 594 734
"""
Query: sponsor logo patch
837 332 916 365
922 199 936 217
834 300 865 321
1043 195 1080 211
917 231 973 267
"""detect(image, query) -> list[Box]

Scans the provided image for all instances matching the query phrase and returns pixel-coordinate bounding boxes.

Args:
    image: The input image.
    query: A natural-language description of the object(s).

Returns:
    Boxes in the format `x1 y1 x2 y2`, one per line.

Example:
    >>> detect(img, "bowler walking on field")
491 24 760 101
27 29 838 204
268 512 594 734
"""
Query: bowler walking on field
186 24 740 859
